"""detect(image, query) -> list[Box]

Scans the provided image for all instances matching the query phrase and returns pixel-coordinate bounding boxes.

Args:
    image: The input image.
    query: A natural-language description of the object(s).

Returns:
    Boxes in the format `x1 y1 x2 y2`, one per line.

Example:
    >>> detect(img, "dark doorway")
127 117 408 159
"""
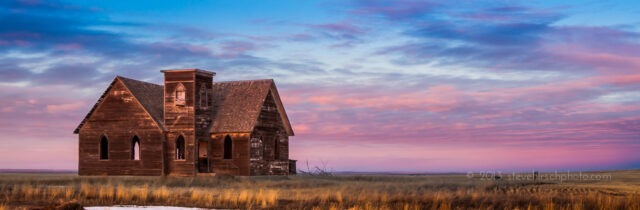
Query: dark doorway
176 136 185 160
198 140 209 173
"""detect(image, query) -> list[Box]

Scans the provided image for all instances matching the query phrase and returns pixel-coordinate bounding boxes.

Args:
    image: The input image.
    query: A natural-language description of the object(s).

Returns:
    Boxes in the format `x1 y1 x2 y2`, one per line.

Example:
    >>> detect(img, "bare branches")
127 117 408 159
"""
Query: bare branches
297 160 333 176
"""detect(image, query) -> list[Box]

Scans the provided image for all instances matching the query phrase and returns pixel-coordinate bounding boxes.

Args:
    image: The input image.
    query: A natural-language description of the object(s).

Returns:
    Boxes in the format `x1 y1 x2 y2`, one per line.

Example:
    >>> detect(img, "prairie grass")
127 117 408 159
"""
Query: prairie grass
0 170 639 209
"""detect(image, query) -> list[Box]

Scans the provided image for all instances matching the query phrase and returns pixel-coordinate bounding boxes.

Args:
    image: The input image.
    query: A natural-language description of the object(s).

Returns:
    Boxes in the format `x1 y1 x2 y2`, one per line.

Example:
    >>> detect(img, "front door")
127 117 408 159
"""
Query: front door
198 141 209 173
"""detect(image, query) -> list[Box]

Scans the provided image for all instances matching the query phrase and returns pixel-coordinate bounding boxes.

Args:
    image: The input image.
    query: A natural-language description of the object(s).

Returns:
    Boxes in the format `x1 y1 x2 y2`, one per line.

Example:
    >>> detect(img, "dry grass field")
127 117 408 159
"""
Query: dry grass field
0 170 638 209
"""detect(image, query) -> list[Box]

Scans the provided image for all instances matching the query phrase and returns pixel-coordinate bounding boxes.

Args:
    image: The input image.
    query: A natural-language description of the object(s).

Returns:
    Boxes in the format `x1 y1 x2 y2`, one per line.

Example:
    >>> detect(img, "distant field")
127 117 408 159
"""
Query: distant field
0 170 639 209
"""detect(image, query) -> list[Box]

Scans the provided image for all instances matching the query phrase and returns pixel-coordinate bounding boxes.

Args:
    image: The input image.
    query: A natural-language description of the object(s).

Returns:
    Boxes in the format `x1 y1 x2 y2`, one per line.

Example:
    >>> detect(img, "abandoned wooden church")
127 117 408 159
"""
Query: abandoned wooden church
73 69 295 176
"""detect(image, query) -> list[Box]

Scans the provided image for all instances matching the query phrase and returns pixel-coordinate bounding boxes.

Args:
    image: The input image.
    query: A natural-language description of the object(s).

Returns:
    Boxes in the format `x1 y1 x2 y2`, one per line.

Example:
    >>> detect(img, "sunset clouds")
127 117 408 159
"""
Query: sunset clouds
0 0 638 172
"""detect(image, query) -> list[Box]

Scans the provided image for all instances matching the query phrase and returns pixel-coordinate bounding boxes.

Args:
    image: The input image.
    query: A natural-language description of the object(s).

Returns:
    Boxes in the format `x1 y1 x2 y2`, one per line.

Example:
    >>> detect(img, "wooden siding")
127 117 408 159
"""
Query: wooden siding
249 91 290 175
164 132 196 176
210 133 250 176
76 70 292 177
164 71 196 176
78 80 163 176
163 70 214 176
195 74 212 137
194 74 213 174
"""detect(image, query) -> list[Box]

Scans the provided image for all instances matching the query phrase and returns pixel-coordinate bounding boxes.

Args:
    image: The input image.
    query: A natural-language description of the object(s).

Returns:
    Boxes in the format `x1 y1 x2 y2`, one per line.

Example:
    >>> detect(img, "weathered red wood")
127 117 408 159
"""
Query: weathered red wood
78 80 163 176
249 90 291 175
76 69 293 176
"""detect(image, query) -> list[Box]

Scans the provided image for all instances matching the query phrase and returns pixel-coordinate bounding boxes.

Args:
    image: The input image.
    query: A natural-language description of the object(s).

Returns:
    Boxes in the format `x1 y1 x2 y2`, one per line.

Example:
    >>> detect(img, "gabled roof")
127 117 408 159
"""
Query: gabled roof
210 79 294 136
73 76 165 134
74 76 293 136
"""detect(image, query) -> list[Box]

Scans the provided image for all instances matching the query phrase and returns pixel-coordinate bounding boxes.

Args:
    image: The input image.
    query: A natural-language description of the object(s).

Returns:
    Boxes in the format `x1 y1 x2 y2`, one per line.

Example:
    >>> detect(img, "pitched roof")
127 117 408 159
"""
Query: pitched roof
117 76 165 130
74 76 293 136
73 76 165 134
210 79 294 136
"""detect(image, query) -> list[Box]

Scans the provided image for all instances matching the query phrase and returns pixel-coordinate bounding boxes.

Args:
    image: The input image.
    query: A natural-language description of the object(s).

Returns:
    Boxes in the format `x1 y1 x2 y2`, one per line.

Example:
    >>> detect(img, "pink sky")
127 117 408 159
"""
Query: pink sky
0 0 639 172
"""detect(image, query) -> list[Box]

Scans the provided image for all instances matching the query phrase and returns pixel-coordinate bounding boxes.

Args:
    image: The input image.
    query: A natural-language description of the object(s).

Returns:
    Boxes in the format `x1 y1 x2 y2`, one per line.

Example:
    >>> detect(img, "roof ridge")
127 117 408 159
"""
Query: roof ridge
116 75 163 87
214 78 273 84
116 76 166 131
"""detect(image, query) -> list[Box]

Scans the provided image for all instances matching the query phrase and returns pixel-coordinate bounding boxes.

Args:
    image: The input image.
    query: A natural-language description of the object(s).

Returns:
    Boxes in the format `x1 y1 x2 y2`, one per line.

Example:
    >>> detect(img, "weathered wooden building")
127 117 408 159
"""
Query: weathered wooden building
74 69 295 176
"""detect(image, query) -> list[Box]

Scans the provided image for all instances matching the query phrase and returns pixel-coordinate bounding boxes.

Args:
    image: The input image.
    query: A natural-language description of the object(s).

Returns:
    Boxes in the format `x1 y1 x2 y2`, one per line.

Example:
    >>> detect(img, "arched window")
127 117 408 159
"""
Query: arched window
199 85 207 108
274 136 280 160
131 136 140 160
175 83 185 106
100 136 109 160
176 136 185 160
223 135 232 159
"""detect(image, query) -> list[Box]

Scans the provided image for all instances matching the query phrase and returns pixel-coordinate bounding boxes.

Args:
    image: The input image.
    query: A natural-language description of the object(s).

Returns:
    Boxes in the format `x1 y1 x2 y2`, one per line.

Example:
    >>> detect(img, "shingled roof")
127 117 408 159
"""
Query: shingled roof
210 79 294 136
73 76 166 133
74 76 294 136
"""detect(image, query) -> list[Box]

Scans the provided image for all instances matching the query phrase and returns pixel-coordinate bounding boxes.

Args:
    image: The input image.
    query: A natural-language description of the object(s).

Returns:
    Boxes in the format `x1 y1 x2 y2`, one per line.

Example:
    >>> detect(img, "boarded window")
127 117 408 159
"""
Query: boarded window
199 85 208 108
250 137 263 160
176 136 185 160
100 136 108 160
224 135 232 159
131 136 140 160
175 83 186 106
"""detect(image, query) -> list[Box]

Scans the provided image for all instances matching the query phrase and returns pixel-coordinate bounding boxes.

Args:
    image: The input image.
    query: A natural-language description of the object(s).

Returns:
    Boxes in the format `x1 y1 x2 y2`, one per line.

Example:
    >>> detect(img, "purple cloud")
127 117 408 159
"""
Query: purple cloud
355 1 640 75
1 0 639 171
351 0 441 21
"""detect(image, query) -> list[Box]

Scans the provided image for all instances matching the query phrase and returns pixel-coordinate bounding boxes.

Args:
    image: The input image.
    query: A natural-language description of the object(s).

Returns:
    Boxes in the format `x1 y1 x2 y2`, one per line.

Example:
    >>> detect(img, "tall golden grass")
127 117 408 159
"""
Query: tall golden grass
0 171 639 209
